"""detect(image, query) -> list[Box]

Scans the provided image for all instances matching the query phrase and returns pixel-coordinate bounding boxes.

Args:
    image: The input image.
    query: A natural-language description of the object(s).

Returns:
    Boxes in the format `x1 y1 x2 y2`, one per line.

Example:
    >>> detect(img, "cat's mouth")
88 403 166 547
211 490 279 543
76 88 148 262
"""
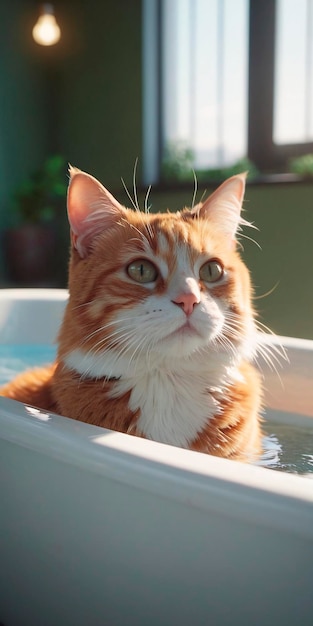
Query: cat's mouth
166 319 202 341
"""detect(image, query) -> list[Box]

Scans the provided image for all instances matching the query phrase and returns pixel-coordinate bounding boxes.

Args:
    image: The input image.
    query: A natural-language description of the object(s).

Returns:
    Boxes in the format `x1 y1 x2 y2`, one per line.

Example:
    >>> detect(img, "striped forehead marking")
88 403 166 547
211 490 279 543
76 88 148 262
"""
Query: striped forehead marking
133 215 219 283
157 231 171 256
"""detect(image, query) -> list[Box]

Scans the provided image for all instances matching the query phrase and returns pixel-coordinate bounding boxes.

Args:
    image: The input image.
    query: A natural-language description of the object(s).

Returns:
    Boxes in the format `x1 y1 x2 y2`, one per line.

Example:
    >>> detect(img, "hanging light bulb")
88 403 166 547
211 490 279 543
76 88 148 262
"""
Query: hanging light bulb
32 4 61 46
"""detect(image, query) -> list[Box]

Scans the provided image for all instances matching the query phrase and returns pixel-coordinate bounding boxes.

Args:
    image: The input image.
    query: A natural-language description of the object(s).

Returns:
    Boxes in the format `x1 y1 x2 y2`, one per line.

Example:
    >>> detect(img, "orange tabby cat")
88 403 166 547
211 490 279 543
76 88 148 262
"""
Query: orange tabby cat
1 167 263 461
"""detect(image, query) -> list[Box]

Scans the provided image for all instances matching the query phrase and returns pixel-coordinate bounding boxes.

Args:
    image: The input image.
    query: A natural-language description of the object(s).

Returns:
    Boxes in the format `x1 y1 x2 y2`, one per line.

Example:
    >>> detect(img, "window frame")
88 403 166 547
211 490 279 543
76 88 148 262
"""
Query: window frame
142 0 313 184
248 0 313 172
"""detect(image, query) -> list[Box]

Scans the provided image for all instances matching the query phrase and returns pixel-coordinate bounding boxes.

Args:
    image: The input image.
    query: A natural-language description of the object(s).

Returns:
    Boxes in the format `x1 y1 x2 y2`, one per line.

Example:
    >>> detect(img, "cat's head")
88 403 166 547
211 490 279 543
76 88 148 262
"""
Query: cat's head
60 167 256 371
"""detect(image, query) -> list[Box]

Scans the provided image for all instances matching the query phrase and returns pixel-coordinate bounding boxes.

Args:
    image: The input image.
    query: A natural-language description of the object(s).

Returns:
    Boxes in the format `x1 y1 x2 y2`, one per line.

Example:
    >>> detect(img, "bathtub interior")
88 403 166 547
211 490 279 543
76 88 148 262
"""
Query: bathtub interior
0 288 313 626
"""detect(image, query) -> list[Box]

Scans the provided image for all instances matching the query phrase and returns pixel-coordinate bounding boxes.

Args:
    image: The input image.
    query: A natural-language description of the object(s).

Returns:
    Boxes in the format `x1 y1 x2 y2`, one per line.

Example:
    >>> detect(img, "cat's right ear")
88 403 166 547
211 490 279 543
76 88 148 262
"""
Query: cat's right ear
67 166 126 258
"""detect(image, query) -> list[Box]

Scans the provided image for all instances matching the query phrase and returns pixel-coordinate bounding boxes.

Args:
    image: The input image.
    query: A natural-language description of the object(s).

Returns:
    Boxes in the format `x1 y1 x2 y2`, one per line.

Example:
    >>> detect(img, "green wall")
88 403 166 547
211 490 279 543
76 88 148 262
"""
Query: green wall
241 182 313 340
0 0 143 282
0 2 48 231
55 0 143 185
0 0 143 188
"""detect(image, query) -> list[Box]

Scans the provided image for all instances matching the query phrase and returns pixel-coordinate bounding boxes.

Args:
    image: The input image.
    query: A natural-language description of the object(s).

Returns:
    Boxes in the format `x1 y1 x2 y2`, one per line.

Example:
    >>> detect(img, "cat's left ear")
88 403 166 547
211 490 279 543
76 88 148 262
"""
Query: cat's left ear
192 173 248 243
67 166 126 258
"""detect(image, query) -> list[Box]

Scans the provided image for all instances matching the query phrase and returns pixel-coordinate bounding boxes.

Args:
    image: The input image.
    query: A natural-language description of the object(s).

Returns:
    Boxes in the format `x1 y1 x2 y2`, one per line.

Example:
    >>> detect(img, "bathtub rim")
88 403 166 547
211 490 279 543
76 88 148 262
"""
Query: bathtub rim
1 287 313 540
1 395 313 542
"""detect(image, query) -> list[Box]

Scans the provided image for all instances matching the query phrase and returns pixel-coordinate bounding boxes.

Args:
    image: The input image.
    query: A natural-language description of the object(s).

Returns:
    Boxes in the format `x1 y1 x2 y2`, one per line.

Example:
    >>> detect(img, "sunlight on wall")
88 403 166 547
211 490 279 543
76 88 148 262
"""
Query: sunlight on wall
162 0 248 169
274 0 313 144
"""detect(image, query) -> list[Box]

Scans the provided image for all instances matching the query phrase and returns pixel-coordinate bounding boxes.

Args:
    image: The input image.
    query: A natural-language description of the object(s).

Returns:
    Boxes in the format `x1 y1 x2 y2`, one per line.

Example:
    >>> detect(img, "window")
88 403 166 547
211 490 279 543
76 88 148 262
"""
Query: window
248 0 313 172
162 0 249 170
142 0 313 183
274 0 313 145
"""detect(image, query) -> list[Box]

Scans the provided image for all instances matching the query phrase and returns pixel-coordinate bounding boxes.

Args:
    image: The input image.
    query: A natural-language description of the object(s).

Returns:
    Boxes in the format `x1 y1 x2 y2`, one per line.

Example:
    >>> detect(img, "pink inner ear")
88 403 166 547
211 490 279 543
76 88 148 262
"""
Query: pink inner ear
194 173 247 241
67 168 125 258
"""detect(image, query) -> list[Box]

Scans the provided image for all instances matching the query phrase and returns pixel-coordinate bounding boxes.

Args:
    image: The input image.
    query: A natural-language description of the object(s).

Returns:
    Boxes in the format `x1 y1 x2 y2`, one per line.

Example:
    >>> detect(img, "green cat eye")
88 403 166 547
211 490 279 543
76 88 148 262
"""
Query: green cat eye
127 259 158 283
199 260 224 283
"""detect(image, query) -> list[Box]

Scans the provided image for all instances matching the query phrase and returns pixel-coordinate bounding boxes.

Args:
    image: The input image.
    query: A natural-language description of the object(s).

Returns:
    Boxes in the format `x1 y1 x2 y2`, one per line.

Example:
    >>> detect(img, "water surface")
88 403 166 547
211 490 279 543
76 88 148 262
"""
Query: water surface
1 345 312 476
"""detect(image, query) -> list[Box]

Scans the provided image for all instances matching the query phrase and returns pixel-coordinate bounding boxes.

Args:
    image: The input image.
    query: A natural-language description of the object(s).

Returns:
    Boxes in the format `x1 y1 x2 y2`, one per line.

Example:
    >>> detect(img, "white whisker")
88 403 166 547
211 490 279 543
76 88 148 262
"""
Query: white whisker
117 166 155 240
255 321 288 362
127 222 153 248
81 316 143 345
132 157 140 212
213 331 238 359
238 232 262 250
255 345 284 388
121 177 138 212
254 282 280 301
144 185 152 214
191 169 198 210
72 300 95 311
199 189 207 204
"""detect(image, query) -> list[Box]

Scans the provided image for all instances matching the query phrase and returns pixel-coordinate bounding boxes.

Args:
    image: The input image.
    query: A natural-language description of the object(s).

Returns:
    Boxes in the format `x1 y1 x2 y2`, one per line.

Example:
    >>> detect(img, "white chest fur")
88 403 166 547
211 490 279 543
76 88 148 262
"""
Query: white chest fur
64 348 235 447
115 366 223 446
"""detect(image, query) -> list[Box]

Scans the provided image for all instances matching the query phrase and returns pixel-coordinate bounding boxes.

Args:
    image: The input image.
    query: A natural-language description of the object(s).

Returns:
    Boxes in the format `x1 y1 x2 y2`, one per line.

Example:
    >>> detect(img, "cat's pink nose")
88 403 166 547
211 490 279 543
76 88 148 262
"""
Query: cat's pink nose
172 292 200 316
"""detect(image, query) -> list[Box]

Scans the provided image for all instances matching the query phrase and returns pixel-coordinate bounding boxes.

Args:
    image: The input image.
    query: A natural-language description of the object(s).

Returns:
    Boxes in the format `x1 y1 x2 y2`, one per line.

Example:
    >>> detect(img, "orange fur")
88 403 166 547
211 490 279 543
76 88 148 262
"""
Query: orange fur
1 168 263 461
1 364 57 412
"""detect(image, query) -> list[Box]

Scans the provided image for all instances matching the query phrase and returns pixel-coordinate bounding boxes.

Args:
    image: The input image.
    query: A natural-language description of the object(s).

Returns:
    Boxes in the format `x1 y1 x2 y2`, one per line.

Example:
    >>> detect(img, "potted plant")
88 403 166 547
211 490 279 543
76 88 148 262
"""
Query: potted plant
289 153 313 178
4 155 68 285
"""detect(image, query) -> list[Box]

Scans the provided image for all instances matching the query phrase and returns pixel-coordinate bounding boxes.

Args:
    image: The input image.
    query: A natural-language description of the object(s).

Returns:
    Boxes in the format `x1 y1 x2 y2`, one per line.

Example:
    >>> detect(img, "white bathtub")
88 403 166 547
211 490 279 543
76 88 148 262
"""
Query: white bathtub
0 289 313 626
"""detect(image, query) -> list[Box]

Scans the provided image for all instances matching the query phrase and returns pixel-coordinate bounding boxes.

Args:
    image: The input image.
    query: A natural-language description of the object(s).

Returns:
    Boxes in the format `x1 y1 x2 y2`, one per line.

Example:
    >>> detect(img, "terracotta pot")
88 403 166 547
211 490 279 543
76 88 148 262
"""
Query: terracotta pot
4 224 57 285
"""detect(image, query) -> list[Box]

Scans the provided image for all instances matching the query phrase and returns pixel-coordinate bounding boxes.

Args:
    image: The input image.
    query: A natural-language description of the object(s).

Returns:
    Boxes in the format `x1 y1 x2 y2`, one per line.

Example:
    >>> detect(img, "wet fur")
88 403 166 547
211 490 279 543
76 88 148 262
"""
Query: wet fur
1 168 263 461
